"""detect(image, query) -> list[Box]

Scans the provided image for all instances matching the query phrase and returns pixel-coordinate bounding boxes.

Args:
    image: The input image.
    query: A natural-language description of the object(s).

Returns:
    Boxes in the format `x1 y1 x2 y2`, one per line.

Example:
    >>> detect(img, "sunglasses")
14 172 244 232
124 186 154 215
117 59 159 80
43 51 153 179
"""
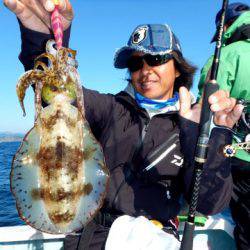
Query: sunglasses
127 54 173 72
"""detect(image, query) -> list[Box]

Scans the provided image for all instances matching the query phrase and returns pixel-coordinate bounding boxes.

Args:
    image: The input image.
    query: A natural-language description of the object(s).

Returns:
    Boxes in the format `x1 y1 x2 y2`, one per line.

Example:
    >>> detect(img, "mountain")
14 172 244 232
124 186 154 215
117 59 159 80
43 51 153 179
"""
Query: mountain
0 132 24 142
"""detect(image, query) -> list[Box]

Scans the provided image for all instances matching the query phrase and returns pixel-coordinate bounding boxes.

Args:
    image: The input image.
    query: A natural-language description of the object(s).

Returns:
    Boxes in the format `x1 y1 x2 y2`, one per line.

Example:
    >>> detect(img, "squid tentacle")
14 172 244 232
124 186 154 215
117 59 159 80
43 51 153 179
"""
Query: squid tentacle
46 39 57 57
35 53 57 70
68 48 77 59
16 70 45 116
34 80 44 122
34 61 49 72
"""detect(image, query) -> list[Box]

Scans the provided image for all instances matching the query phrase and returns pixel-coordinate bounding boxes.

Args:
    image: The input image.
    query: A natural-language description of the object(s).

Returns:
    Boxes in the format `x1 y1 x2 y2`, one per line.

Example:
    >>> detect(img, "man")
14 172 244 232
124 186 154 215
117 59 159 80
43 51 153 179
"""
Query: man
198 2 250 250
4 0 244 249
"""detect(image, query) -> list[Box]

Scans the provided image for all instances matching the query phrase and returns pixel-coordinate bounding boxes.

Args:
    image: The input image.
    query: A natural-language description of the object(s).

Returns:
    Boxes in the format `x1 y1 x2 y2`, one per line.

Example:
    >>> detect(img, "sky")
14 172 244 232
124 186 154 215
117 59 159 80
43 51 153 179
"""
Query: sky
0 0 248 133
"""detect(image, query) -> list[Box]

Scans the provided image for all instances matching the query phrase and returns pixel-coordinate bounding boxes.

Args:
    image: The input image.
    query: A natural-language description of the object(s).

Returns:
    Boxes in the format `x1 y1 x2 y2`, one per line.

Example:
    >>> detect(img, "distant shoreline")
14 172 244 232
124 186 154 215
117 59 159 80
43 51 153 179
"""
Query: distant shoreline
0 137 23 143
0 133 24 143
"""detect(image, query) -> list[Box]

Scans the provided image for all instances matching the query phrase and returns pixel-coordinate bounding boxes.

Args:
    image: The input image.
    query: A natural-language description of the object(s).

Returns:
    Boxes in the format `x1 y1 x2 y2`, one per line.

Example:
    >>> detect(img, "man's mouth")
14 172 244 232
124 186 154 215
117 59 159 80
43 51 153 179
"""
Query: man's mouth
140 81 157 90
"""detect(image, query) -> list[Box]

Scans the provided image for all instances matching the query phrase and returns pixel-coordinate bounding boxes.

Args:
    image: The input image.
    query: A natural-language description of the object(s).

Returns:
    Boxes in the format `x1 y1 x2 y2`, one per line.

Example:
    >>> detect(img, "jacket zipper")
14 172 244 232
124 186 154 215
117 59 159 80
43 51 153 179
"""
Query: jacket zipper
141 119 149 140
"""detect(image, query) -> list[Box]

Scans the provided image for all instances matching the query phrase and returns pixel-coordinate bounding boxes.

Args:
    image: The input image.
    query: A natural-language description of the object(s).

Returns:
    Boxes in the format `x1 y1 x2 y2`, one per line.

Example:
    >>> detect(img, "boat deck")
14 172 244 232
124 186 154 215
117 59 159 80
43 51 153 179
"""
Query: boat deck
0 215 236 250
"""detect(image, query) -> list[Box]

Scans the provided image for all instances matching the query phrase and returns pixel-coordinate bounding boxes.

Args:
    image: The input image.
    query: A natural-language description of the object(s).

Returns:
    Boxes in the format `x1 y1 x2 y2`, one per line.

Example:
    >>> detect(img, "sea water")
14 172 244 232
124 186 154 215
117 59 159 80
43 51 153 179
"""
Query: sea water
0 141 24 227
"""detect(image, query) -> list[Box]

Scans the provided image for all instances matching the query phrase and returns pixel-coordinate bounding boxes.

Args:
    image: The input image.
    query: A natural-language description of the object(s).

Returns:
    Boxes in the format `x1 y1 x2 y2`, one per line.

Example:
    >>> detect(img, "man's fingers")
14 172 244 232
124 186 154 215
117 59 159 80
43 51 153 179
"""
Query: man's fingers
4 0 52 33
42 0 66 11
58 0 73 21
58 0 66 11
208 89 229 104
4 0 35 22
209 89 235 112
40 0 73 28
179 86 191 116
4 0 24 15
41 0 55 12
21 0 51 25
227 104 244 124
211 97 236 112
213 103 244 128
41 0 71 13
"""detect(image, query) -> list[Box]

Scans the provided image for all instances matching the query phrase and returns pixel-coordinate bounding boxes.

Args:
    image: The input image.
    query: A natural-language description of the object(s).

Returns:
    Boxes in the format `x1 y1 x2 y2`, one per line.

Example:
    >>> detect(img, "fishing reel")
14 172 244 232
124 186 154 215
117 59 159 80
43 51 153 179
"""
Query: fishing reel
223 99 250 157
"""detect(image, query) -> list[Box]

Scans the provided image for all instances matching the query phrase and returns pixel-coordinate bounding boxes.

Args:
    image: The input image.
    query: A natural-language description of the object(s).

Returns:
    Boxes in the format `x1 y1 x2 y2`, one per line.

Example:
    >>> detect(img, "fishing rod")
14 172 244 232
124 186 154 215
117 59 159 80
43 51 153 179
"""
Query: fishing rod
180 0 228 249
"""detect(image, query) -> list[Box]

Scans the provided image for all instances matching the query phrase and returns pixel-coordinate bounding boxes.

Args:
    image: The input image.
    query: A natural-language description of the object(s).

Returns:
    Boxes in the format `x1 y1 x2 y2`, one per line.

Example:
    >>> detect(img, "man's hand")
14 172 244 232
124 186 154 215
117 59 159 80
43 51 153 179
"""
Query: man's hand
179 86 244 128
3 0 73 33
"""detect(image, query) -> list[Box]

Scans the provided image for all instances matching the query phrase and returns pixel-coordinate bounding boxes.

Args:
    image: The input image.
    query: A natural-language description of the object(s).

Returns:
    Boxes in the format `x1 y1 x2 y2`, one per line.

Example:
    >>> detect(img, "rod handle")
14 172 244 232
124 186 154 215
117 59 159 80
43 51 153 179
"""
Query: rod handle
195 82 219 163
180 222 195 250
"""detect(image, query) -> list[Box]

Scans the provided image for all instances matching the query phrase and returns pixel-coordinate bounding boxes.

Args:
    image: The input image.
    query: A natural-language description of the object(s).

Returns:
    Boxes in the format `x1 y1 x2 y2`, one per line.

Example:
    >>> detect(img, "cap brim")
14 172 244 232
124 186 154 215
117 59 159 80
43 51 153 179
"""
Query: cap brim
114 47 137 69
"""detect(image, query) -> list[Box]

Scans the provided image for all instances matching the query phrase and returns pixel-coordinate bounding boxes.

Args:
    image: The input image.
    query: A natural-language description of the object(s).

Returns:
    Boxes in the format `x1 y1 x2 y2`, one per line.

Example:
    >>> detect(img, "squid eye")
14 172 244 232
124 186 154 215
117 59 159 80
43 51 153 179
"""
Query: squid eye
52 43 57 50
68 52 73 58
50 86 58 92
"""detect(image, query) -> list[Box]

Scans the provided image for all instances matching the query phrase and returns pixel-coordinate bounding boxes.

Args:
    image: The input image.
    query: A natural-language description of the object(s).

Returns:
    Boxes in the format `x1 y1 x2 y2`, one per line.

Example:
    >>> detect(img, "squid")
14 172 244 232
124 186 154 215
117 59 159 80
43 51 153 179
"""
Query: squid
11 40 109 234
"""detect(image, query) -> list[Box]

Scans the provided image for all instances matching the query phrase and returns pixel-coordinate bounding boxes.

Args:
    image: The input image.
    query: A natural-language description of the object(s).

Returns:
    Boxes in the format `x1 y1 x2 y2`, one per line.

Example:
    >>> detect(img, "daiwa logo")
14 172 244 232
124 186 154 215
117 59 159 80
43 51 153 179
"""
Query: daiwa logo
171 154 183 167
132 26 148 44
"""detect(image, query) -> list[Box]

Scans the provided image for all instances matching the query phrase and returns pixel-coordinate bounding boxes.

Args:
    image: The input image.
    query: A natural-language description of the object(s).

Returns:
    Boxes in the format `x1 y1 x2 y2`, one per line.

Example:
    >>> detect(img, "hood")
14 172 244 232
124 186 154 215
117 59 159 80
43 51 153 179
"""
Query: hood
223 11 250 43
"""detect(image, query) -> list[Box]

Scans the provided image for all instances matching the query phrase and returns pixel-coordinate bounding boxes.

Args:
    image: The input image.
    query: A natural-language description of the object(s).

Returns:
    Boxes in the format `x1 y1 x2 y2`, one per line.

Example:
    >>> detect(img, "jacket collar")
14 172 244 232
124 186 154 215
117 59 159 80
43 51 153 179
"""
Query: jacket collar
223 11 250 44
119 83 196 119
115 84 181 119
225 24 250 45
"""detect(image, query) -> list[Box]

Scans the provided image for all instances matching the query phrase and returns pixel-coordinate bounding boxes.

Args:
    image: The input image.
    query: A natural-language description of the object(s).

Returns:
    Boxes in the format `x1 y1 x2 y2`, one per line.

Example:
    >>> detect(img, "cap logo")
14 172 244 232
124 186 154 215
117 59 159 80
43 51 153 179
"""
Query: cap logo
132 26 148 44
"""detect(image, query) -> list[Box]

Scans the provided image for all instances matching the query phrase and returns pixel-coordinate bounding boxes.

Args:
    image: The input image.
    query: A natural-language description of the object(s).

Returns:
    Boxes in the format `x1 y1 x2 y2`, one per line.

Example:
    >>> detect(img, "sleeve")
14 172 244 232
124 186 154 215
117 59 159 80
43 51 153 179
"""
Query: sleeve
179 116 233 215
83 87 116 139
18 19 71 71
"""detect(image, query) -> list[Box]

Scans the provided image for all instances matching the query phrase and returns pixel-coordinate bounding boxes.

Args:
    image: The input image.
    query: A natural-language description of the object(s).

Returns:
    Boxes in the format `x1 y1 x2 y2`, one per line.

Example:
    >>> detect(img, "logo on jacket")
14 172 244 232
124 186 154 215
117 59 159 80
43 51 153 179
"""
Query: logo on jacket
171 154 183 167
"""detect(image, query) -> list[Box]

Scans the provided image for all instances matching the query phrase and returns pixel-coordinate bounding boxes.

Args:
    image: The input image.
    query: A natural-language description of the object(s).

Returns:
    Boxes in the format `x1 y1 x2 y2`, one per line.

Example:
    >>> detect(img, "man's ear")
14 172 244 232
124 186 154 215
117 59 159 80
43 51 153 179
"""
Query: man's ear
175 69 180 78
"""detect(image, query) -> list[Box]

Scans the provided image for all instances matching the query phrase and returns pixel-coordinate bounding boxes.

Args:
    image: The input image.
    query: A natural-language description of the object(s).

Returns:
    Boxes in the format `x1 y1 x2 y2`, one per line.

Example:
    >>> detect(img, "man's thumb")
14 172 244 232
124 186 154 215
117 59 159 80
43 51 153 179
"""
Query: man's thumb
44 0 56 12
179 86 191 116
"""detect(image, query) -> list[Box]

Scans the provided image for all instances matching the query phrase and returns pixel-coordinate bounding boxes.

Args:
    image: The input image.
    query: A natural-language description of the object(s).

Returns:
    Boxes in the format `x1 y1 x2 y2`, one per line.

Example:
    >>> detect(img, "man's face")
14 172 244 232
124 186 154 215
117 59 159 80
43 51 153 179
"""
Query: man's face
130 52 180 100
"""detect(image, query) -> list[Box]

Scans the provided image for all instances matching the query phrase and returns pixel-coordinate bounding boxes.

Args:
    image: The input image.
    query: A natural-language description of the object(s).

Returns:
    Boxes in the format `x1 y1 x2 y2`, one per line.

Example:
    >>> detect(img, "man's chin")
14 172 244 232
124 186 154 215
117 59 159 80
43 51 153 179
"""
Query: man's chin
139 90 171 100
140 91 160 100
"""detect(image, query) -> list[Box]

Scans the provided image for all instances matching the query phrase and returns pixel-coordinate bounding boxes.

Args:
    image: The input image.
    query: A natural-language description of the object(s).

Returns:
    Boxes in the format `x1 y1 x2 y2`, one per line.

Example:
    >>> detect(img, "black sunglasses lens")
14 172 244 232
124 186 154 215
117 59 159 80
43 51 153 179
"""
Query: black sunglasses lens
144 54 172 66
127 54 172 72
127 56 144 72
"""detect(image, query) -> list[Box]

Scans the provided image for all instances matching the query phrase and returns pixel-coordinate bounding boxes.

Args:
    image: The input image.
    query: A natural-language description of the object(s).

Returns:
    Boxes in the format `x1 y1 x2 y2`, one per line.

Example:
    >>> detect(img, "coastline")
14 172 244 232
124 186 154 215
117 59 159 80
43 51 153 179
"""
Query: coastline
0 133 23 143
0 137 23 143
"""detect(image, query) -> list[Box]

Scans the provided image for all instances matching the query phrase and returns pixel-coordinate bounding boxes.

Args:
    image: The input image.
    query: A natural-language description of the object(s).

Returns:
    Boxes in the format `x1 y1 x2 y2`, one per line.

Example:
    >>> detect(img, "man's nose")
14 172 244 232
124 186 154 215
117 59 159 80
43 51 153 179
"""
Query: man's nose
141 60 152 74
